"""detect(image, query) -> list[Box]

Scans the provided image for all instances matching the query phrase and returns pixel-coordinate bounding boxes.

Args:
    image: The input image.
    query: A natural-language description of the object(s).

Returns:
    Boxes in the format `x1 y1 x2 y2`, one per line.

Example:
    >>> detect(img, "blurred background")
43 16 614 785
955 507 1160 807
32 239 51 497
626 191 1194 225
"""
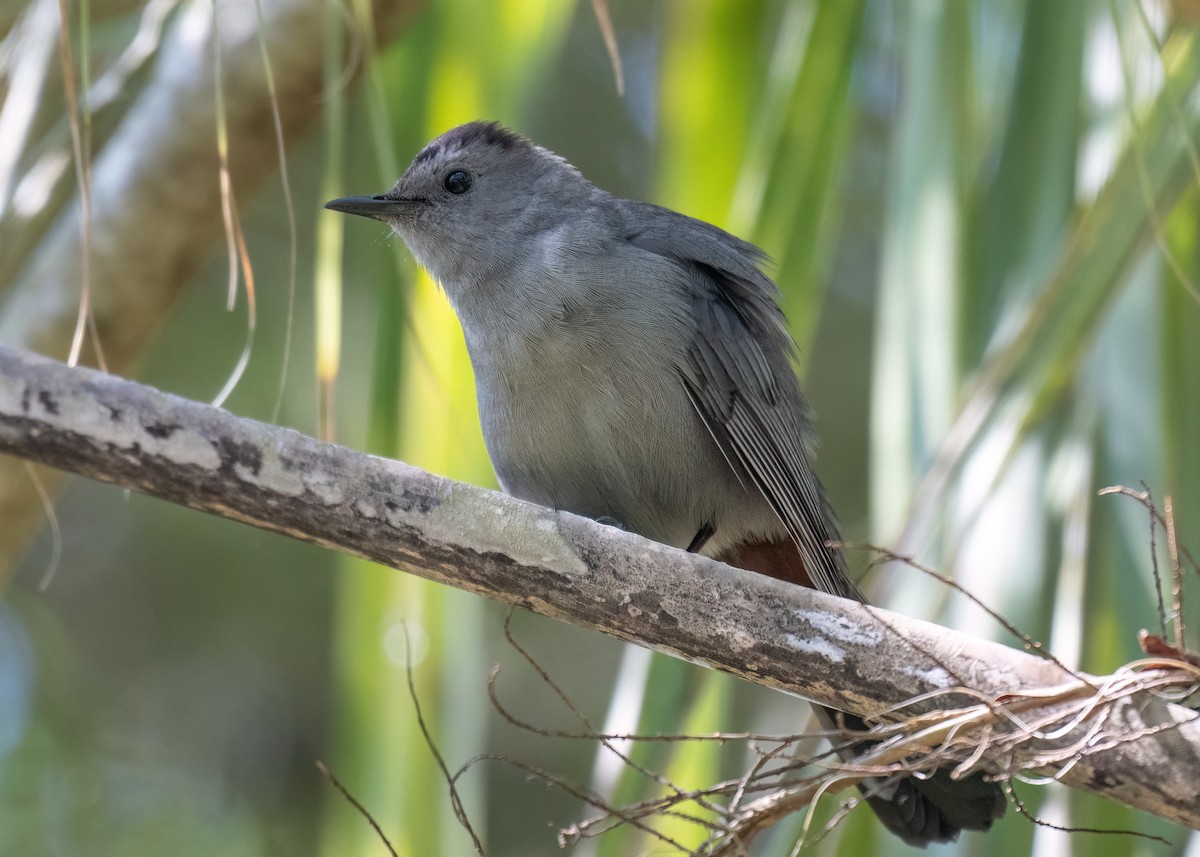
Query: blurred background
1 0 1199 854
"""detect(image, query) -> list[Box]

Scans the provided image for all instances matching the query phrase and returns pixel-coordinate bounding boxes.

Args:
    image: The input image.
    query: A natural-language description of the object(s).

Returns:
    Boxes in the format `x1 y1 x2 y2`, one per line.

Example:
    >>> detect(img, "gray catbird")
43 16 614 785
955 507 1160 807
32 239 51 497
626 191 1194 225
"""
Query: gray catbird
326 121 1005 846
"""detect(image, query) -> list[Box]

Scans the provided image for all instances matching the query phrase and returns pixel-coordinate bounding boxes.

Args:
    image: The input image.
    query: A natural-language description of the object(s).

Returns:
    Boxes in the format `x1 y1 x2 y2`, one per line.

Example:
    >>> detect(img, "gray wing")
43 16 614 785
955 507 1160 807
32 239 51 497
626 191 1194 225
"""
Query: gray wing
619 200 861 600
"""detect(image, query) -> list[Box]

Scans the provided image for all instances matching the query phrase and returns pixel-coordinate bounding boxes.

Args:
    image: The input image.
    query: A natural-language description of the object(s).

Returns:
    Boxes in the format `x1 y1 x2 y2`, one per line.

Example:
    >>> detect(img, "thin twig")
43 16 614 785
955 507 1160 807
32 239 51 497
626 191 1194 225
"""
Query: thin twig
855 543 1089 681
500 612 728 819
315 760 399 857
401 624 487 856
1004 780 1170 844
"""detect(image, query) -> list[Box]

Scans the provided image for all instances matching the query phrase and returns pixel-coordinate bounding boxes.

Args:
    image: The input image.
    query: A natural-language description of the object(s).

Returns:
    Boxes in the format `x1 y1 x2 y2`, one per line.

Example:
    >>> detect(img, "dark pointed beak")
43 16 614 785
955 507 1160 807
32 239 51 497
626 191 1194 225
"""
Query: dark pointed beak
324 195 424 221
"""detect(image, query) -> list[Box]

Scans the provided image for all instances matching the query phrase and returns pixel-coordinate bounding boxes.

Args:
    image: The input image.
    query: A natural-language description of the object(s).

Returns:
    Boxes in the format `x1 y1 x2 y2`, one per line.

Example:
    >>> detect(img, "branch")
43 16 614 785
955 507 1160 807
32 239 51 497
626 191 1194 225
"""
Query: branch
1 344 1198 831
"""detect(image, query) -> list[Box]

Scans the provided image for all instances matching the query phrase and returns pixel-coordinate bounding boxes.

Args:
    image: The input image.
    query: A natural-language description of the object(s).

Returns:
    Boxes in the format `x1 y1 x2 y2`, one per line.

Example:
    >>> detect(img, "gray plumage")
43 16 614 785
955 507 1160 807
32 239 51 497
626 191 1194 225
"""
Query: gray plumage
326 121 1004 845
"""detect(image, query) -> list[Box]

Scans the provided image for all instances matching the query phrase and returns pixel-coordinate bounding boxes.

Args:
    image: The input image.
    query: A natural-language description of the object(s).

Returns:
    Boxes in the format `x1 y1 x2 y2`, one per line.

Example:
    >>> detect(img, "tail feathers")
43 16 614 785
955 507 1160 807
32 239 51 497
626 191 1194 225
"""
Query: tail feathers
817 707 1006 846
863 768 1006 846
715 537 1006 843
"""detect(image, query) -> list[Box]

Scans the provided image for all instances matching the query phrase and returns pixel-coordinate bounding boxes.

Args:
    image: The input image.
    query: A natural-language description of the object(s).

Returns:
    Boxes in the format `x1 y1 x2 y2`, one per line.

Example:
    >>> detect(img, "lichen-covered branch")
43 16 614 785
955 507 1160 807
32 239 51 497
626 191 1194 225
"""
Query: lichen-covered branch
1 344 1198 831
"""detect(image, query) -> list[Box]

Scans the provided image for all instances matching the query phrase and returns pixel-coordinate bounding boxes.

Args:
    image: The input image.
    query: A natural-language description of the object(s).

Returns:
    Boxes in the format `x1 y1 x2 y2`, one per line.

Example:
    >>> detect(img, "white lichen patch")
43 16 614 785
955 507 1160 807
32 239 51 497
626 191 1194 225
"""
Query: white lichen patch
424 487 587 576
354 499 379 518
38 381 222 470
233 442 306 496
784 632 847 664
899 663 954 688
302 468 345 504
157 429 221 469
792 608 883 648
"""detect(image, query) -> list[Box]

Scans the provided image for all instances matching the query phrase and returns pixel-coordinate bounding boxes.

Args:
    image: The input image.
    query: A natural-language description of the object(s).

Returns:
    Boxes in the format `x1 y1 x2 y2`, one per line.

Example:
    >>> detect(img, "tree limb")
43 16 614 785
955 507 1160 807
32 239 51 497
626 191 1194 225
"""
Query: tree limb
1 344 1198 831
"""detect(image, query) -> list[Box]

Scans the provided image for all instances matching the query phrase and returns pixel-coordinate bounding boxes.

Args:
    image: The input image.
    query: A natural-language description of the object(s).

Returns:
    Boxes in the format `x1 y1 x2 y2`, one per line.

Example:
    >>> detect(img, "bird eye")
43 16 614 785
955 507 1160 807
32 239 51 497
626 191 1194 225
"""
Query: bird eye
443 170 473 194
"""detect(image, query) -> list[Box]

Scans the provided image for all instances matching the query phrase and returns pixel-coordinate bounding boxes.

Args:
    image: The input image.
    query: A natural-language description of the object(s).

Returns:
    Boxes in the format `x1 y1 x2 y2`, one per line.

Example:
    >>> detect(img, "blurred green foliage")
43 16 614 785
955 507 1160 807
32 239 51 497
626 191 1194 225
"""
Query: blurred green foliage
3 1 1200 855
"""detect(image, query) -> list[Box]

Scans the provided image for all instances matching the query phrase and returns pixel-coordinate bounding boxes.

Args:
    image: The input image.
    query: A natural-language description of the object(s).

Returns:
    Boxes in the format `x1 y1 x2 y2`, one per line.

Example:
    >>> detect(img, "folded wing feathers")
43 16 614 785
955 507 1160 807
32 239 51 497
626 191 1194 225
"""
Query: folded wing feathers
621 205 859 601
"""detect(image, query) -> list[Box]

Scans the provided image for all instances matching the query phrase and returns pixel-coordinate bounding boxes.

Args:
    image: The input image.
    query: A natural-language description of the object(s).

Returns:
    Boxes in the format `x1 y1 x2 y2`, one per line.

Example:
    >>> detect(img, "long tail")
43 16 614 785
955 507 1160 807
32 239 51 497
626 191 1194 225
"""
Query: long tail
811 706 1004 845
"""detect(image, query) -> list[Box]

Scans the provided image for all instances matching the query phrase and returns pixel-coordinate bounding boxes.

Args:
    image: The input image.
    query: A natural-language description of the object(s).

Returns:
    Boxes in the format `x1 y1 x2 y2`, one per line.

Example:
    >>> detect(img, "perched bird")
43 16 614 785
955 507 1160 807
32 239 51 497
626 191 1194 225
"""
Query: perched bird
326 121 1005 845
